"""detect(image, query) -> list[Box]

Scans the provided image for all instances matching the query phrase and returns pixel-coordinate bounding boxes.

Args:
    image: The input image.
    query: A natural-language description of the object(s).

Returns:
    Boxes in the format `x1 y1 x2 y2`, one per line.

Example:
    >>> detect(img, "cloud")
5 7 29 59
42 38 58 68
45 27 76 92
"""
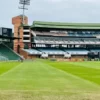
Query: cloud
0 0 100 28
46 0 63 2
81 0 99 3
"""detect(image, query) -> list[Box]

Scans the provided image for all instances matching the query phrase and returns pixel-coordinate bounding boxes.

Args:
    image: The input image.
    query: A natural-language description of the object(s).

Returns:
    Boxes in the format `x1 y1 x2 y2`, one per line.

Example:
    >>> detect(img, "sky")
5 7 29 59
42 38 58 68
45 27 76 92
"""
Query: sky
0 0 100 28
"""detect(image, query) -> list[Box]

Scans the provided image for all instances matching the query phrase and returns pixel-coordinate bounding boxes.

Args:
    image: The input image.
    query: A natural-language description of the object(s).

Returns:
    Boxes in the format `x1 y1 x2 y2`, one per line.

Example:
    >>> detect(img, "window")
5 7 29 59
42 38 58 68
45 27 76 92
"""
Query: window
23 37 30 40
24 32 29 35
23 27 29 30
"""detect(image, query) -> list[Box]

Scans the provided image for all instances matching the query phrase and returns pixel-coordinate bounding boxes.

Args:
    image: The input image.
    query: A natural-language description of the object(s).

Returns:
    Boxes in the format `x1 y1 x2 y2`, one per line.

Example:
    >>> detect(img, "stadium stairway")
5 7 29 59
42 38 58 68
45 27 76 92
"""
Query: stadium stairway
0 43 21 61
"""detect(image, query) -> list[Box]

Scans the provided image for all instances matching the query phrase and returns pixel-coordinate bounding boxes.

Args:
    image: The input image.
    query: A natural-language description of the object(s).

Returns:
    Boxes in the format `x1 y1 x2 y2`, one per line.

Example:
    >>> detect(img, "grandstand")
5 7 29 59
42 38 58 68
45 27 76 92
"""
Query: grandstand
0 43 21 60
1 15 100 61
23 21 100 59
11 15 100 60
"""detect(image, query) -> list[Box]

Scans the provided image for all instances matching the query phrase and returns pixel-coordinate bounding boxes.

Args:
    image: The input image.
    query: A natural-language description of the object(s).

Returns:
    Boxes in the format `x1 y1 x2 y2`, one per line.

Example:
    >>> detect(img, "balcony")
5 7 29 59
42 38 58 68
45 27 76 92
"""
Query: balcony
23 40 30 42
23 30 30 32
23 35 30 37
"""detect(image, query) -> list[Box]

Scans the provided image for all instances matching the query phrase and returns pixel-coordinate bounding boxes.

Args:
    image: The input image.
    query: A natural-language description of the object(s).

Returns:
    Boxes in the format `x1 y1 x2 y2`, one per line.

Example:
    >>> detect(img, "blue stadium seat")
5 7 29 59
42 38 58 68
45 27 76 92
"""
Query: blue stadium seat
23 49 42 55
64 49 89 55
38 48 65 55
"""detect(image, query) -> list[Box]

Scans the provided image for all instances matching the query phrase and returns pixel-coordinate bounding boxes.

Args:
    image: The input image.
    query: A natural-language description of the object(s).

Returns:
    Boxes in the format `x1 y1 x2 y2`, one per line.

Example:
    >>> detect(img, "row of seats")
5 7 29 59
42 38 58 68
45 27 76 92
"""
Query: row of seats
33 31 100 37
0 53 8 61
38 48 65 55
68 32 100 37
34 31 100 37
34 40 100 45
63 49 89 55
34 36 100 41
23 49 41 55
33 37 100 44
34 31 67 36
23 48 92 55
91 49 100 52
0 43 21 60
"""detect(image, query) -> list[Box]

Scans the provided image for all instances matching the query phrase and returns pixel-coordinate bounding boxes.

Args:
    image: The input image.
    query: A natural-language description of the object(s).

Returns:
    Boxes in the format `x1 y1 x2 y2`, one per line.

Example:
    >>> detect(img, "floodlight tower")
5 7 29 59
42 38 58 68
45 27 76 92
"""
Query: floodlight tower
19 0 30 24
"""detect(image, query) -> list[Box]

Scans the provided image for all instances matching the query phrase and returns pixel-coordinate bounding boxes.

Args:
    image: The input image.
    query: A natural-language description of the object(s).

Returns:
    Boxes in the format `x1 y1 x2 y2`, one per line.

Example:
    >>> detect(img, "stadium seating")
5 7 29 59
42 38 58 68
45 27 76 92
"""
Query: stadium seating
23 48 90 56
0 53 8 61
38 48 65 55
33 36 100 45
0 43 21 60
33 30 100 38
68 31 100 37
23 49 42 55
90 49 100 52
63 49 89 55
34 31 67 36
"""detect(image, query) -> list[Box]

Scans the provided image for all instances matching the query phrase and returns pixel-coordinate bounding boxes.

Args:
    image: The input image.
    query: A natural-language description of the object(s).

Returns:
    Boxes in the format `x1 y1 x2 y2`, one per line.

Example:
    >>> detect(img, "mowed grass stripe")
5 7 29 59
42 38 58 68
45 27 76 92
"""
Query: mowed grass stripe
69 61 100 69
47 61 100 85
0 61 100 100
0 62 20 76
0 61 99 92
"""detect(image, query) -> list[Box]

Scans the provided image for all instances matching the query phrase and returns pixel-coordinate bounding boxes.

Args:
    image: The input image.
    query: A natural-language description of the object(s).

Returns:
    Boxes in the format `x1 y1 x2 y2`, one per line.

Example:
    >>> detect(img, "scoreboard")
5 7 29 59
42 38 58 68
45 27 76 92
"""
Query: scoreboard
0 27 12 37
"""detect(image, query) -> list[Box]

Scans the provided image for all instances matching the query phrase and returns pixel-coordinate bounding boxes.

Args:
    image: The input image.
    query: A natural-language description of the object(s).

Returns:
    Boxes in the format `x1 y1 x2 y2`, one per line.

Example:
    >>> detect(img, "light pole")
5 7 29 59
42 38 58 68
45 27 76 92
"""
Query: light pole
19 0 30 25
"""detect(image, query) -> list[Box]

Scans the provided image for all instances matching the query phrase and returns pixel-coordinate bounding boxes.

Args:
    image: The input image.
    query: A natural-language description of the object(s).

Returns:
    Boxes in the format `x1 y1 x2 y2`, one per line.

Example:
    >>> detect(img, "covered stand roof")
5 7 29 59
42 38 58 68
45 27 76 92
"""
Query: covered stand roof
31 21 100 30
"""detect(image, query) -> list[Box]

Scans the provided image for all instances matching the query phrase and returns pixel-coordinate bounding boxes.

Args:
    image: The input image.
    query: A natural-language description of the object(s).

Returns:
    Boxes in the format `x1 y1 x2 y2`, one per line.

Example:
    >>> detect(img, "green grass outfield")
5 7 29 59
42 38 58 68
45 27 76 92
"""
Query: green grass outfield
0 60 100 100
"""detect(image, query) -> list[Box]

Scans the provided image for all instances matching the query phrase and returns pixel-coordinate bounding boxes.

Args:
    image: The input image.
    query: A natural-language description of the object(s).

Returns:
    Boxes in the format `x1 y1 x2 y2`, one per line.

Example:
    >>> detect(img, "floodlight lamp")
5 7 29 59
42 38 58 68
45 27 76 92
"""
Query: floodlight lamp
19 0 30 5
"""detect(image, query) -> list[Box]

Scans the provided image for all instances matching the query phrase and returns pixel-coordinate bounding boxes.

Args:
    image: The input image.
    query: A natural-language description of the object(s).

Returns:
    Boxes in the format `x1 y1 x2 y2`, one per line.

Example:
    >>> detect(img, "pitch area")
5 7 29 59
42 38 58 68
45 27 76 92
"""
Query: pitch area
0 60 100 100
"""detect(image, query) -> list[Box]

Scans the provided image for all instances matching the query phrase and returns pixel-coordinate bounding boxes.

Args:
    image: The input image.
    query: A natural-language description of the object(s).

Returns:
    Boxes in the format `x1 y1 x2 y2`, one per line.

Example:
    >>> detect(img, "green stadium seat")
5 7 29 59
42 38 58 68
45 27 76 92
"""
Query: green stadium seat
0 43 21 61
